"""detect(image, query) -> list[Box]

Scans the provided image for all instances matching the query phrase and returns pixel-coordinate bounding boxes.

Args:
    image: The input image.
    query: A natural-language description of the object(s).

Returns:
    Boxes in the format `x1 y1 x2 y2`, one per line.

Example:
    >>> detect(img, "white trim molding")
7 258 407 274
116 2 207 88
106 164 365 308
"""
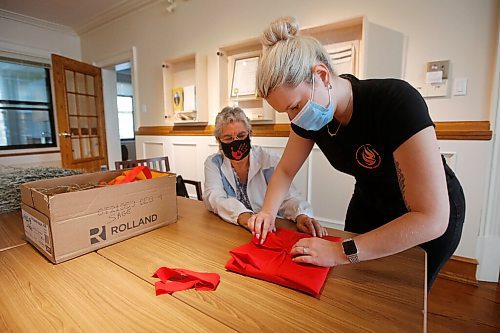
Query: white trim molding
0 38 54 61
477 31 500 282
476 236 500 282
76 0 161 35
0 9 76 35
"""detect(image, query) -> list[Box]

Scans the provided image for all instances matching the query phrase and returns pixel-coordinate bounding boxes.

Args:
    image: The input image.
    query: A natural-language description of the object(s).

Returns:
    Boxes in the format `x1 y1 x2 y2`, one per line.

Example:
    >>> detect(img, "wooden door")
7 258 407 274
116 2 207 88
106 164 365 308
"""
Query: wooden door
52 54 108 171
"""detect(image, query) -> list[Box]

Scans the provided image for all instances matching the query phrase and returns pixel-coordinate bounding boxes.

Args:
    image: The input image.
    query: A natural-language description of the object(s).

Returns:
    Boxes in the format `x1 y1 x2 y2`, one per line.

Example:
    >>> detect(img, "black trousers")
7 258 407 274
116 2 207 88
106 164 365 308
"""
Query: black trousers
344 158 466 290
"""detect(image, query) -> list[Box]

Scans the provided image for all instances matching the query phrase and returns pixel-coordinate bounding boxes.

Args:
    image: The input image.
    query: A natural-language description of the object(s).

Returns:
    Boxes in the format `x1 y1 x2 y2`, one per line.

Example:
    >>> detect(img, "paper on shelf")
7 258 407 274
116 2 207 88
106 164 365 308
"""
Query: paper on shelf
426 71 443 84
183 85 196 112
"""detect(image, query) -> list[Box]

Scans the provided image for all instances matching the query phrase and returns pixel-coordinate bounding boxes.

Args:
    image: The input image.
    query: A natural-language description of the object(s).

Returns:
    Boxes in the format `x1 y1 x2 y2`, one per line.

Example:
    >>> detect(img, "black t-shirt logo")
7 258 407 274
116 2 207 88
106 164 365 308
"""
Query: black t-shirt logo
356 144 381 169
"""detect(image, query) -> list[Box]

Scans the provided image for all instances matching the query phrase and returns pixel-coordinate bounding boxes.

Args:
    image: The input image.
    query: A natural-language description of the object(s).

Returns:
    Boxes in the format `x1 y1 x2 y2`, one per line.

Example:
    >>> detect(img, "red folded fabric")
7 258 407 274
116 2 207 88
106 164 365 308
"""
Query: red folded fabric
225 228 342 297
153 267 220 295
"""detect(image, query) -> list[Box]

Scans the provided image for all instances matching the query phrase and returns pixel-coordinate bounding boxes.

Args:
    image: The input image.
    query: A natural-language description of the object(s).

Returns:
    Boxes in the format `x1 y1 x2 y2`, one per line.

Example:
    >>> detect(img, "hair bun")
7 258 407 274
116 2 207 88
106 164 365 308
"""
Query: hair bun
262 16 299 47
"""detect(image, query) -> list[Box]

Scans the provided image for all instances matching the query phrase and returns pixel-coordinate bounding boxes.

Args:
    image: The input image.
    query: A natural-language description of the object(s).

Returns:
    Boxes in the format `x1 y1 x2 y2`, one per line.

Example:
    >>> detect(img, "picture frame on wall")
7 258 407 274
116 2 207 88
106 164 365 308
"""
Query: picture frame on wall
172 87 184 112
230 56 259 98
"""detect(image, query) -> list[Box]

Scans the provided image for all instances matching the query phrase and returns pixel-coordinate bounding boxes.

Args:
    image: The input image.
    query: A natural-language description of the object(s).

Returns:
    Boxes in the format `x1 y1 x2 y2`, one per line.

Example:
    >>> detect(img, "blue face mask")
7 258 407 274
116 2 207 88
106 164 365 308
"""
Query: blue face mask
291 76 335 131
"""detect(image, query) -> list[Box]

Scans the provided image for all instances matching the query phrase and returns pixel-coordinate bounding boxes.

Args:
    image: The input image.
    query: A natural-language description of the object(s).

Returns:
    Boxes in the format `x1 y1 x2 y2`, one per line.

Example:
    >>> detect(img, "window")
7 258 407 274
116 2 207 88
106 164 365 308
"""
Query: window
0 57 56 150
116 63 135 140
117 95 134 140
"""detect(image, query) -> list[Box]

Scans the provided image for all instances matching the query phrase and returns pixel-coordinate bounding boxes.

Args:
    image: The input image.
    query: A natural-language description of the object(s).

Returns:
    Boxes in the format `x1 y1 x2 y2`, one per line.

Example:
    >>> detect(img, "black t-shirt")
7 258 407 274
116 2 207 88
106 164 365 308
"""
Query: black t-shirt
291 74 435 225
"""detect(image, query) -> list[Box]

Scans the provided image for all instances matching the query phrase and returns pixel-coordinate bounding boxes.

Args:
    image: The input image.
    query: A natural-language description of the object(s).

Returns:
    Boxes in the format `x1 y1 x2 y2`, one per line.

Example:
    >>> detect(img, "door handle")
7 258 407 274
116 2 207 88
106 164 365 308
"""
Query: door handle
59 131 72 138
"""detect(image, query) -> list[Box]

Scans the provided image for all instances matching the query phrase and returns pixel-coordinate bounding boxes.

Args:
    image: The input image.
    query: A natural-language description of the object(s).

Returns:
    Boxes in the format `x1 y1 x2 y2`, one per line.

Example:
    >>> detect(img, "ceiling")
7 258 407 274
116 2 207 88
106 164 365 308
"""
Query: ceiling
0 0 161 34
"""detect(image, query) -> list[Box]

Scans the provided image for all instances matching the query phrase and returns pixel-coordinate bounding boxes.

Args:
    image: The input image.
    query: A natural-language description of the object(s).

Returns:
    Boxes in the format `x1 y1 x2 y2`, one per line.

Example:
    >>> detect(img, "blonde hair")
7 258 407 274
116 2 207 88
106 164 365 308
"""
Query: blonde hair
257 16 334 98
214 106 252 141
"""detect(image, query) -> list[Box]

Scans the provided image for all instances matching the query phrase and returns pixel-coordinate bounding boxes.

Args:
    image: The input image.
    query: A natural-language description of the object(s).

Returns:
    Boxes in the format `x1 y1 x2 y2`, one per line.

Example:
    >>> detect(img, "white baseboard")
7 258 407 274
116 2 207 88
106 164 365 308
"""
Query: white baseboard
476 235 500 282
319 219 345 231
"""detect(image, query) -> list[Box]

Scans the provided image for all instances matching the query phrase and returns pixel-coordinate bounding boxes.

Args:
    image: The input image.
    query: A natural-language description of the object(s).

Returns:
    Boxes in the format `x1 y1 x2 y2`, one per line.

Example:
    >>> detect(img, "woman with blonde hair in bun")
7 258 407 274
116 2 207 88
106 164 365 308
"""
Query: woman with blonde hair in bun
249 16 465 289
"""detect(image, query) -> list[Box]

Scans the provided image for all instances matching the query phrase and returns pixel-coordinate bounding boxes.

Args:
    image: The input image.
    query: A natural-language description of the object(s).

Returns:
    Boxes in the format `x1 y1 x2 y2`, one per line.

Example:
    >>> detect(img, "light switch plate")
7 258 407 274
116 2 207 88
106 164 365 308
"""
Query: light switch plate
453 78 468 96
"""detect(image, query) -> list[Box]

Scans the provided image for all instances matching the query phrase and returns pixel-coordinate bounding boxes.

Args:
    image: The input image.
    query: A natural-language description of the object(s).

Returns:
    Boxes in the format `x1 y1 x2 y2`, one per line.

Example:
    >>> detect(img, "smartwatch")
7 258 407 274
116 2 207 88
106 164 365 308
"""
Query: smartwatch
342 238 360 264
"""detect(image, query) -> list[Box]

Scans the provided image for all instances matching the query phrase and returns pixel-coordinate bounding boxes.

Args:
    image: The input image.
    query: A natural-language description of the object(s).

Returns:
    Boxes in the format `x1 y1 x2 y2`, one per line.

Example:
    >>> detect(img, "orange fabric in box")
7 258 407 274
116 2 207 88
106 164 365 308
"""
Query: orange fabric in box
108 166 166 185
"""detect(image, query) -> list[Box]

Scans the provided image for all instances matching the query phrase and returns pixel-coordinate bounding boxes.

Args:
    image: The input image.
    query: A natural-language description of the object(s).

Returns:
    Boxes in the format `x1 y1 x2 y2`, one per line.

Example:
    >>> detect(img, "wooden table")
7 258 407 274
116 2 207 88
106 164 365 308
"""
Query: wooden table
0 210 26 251
99 198 427 332
0 198 427 332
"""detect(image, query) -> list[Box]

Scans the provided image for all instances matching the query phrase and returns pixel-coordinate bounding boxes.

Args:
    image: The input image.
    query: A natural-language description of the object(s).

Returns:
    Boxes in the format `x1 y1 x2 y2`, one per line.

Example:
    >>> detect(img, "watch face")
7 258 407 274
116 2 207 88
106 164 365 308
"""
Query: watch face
342 239 357 255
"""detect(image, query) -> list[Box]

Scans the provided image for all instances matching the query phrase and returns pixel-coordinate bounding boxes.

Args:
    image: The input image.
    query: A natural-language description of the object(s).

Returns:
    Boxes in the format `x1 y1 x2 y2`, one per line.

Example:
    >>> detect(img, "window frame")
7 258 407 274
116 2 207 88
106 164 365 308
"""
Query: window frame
0 57 57 150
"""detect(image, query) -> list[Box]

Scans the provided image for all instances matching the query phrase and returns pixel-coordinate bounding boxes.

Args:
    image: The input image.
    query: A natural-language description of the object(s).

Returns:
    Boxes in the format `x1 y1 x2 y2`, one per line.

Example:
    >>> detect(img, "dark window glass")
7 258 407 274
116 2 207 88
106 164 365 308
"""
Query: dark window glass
0 58 56 149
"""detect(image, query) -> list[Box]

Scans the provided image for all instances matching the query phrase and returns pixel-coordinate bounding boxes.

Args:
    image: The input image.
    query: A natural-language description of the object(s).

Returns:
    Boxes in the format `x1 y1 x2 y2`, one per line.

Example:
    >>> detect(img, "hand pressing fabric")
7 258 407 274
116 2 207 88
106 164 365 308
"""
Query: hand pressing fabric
226 228 341 297
295 214 328 237
290 237 349 267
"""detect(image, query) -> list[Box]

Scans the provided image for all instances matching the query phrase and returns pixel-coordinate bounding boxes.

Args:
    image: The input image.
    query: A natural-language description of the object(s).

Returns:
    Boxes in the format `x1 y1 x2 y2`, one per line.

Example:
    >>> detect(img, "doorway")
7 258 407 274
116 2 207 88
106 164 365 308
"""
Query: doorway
93 47 139 169
115 62 136 162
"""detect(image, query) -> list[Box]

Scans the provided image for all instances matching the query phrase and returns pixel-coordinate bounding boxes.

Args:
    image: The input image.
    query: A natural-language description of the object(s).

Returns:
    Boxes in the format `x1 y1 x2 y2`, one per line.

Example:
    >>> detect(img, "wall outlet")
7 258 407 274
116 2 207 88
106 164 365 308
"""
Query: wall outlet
417 79 449 98
425 79 449 97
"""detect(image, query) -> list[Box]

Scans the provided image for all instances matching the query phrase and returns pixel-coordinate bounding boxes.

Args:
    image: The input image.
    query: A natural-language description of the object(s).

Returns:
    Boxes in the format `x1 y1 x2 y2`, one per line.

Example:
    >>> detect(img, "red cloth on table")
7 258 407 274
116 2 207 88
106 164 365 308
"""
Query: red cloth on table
225 228 342 297
153 267 220 295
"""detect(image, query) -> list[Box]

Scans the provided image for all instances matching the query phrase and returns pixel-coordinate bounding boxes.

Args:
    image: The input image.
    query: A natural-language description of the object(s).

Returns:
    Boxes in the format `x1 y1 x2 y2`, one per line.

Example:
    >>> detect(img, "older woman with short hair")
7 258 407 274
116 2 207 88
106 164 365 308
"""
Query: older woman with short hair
203 106 326 237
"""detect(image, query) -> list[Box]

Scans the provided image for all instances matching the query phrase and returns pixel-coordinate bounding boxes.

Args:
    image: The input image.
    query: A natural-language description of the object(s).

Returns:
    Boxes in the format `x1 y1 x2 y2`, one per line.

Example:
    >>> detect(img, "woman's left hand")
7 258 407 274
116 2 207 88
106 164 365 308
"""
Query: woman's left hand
290 237 349 267
296 214 328 237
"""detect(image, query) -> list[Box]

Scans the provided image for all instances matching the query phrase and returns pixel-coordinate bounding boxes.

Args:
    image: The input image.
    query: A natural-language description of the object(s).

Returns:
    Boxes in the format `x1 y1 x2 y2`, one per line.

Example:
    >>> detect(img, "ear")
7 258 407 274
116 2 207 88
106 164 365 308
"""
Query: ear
312 63 331 88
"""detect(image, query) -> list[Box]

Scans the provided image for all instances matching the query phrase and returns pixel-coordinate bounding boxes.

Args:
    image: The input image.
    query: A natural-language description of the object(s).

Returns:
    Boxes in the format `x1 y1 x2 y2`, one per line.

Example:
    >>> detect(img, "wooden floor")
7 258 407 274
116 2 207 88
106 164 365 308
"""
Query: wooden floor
428 277 500 333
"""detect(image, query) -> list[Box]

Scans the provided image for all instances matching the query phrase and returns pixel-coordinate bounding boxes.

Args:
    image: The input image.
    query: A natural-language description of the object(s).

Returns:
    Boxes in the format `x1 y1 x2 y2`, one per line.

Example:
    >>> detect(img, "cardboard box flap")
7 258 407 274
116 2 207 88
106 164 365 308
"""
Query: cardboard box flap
49 175 174 222
21 170 124 190
21 170 175 217
20 183 36 209
20 171 120 217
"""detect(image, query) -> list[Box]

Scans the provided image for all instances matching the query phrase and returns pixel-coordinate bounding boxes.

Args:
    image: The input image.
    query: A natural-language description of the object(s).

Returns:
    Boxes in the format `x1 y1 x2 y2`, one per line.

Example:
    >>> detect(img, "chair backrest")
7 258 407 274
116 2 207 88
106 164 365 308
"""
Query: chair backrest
114 157 202 200
176 175 203 201
115 156 170 172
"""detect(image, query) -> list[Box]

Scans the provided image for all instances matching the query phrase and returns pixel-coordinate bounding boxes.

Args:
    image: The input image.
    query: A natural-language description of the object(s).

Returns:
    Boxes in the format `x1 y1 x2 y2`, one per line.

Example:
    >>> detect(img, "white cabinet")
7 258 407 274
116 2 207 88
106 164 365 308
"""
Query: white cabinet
300 16 405 79
217 16 405 124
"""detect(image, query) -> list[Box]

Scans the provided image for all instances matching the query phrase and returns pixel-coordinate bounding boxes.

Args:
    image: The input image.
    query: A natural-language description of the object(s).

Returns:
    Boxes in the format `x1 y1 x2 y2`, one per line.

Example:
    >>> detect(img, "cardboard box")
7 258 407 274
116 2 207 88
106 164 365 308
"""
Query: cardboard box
20 170 177 263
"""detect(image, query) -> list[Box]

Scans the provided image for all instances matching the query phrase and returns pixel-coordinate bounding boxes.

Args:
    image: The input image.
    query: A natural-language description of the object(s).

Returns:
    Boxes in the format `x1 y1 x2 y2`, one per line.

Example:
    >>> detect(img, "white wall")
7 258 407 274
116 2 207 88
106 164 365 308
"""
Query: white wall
80 0 498 125
80 0 499 281
0 12 81 167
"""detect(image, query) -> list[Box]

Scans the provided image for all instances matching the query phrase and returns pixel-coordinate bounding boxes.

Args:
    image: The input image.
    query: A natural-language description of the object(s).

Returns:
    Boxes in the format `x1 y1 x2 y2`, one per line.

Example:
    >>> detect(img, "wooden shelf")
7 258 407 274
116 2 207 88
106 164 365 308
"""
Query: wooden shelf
137 121 492 141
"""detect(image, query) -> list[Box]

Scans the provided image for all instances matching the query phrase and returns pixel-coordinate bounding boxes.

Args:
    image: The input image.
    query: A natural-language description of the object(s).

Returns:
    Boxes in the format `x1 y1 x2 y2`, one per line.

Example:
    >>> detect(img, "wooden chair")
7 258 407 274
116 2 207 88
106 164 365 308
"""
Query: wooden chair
114 156 203 201
115 156 170 172
176 175 203 201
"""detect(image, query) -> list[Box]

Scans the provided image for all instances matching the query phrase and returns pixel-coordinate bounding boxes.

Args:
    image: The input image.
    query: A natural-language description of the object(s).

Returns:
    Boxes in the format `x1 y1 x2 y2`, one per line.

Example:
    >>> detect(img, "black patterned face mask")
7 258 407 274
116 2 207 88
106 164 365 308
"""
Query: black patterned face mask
220 136 251 161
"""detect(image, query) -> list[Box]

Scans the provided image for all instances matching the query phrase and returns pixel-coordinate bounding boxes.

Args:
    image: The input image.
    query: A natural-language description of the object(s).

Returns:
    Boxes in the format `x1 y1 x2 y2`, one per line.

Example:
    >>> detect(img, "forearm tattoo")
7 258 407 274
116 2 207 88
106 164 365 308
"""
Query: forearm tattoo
395 159 411 211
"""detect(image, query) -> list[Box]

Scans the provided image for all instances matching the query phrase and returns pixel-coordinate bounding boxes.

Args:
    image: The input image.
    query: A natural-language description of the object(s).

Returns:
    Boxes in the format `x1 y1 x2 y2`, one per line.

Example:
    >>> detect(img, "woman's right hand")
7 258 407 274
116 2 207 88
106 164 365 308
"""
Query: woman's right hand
247 212 276 244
